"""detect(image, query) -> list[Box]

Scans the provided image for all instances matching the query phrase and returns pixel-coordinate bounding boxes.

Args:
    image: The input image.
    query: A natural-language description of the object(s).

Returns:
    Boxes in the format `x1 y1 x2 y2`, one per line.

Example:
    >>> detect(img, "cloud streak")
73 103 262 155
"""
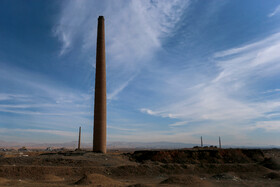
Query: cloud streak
140 31 280 138
0 62 93 136
0 128 76 137
54 0 190 99
268 4 280 17
252 121 280 131
55 0 189 60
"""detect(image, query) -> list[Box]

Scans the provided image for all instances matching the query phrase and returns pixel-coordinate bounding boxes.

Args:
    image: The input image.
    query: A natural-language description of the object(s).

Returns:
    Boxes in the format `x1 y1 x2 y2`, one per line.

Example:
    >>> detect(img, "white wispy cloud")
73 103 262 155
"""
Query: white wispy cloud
140 108 175 118
0 62 93 134
213 33 280 58
0 108 88 116
262 88 280 93
107 74 136 100
140 31 280 137
268 4 280 17
55 0 189 59
169 121 189 127
140 108 159 116
54 0 190 99
251 121 280 131
107 125 137 132
0 93 30 102
0 128 76 137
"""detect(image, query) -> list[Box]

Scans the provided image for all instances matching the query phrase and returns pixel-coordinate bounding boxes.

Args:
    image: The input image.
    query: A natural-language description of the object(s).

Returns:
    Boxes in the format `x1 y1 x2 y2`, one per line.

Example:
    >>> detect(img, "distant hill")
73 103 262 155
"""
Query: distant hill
0 140 196 149
0 140 279 149
107 142 197 149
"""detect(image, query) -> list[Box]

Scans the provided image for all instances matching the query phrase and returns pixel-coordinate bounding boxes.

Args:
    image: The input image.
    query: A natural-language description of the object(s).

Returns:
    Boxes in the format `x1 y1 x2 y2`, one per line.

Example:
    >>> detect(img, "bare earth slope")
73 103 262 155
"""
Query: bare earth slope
0 148 279 186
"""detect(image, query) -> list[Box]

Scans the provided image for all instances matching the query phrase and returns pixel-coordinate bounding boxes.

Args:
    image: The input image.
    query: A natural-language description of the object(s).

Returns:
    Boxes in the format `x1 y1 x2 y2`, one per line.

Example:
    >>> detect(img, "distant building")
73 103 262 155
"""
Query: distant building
45 147 53 151
0 148 7 152
18 147 28 152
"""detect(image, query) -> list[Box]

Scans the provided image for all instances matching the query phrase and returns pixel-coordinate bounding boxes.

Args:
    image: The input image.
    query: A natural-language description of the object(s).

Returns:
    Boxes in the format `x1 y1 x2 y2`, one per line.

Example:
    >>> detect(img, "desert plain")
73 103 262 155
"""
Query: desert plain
0 148 279 186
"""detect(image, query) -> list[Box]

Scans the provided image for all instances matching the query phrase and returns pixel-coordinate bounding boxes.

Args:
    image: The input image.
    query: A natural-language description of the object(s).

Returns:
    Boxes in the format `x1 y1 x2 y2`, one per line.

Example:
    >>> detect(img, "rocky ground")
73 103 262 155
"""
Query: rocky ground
0 148 279 186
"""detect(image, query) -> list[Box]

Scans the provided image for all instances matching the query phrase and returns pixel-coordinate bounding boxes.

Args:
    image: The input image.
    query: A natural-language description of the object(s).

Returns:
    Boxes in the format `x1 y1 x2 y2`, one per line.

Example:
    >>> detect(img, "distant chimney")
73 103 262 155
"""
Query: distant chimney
78 126 81 150
201 136 203 147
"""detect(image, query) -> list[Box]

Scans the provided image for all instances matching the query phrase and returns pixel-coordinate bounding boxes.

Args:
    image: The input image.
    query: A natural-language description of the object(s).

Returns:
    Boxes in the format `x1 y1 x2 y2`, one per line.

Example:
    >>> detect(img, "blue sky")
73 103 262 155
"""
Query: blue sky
1 0 280 146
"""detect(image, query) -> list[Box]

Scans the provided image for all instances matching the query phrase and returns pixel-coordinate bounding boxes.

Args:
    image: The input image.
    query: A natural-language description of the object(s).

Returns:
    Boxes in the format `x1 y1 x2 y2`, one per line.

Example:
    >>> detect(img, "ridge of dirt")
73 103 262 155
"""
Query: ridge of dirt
128 149 265 164
261 157 280 170
74 173 125 186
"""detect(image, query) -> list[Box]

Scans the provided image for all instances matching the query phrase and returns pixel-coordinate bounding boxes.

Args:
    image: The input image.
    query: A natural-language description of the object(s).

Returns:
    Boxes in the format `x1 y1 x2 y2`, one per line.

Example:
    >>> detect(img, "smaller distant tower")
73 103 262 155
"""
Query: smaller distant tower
201 136 203 147
219 136 221 149
78 126 81 150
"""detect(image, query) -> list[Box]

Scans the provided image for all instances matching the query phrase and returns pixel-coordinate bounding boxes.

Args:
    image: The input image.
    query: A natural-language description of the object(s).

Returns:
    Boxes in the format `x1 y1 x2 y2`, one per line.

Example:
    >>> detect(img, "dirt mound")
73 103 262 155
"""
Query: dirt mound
129 149 265 164
211 173 239 180
261 157 280 170
241 149 265 162
160 175 202 185
127 184 150 187
43 174 64 182
0 177 9 184
74 174 91 185
74 173 124 186
264 172 280 180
